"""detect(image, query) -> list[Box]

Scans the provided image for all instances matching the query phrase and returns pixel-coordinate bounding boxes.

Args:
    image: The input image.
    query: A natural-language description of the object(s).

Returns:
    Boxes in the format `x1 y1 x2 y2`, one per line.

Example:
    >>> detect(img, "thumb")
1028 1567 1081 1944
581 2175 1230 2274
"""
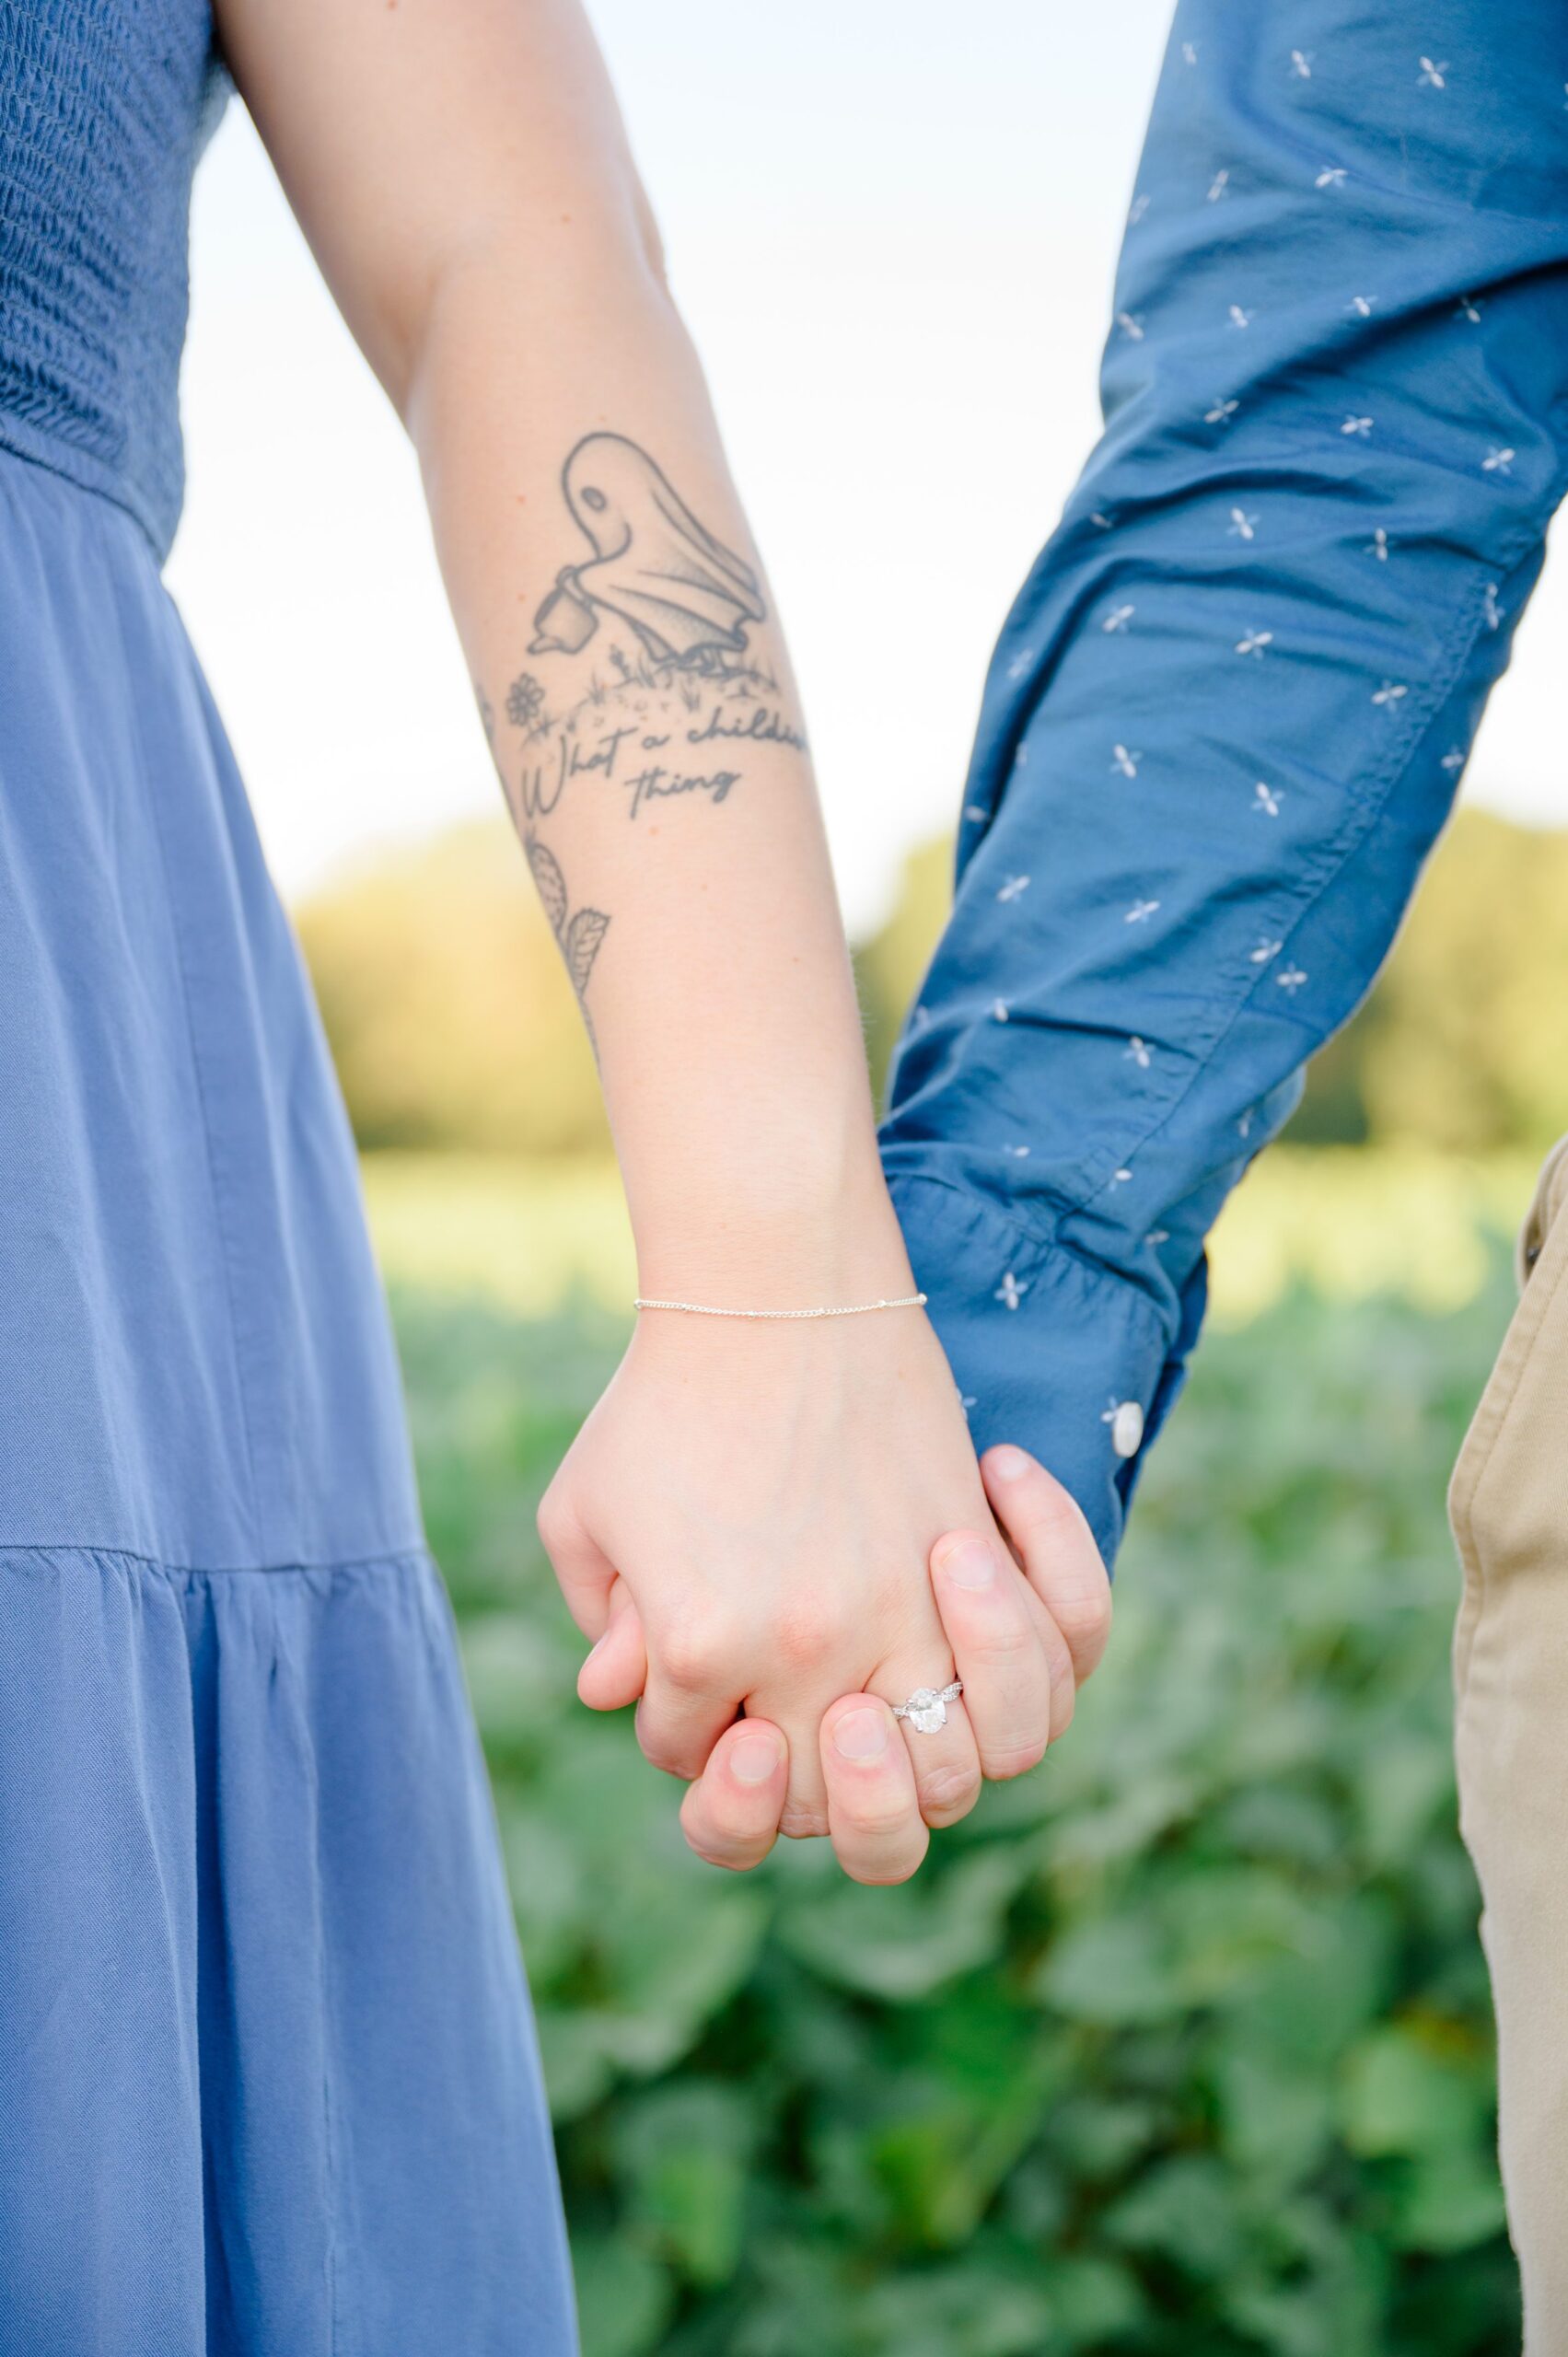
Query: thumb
577 1579 648 1712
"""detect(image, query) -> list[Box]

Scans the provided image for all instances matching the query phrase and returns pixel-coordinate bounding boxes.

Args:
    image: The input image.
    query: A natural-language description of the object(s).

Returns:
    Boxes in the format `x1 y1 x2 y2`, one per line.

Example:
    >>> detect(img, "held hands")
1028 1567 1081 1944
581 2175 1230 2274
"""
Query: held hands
676 1444 1110 1882
536 1301 1112 1883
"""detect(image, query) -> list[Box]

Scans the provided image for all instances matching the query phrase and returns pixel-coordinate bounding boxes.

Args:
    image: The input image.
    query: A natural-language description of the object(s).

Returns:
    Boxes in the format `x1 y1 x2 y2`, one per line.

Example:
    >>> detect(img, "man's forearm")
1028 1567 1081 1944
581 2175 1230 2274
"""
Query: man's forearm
879 0 1568 1568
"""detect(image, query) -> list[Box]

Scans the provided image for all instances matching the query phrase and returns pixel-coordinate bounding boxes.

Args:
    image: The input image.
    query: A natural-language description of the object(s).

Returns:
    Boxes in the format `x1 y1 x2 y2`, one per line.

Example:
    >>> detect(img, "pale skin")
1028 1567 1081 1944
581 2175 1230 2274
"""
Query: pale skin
217 0 1111 1881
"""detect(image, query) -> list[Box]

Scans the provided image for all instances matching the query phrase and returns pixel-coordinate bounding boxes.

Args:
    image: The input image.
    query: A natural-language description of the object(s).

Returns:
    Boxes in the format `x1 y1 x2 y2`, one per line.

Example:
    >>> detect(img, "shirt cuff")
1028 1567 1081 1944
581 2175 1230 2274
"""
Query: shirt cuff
885 1170 1182 1571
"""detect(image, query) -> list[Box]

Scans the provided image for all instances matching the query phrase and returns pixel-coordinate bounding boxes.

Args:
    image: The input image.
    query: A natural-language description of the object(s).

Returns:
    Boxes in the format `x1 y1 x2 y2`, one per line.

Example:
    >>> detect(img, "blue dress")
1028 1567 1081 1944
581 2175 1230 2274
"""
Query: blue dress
0 7 577 2351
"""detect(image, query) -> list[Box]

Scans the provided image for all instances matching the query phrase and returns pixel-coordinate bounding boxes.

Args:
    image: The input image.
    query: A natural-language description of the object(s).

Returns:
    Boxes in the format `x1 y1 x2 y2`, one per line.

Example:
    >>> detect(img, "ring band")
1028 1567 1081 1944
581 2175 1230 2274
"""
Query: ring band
891 1679 963 1735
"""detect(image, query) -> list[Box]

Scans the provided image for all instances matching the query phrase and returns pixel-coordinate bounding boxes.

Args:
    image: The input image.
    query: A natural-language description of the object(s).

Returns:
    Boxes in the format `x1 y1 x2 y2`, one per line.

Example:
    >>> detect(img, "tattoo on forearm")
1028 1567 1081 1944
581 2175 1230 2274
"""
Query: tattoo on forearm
480 433 807 832
505 672 546 732
530 432 764 668
525 832 610 1043
622 763 740 821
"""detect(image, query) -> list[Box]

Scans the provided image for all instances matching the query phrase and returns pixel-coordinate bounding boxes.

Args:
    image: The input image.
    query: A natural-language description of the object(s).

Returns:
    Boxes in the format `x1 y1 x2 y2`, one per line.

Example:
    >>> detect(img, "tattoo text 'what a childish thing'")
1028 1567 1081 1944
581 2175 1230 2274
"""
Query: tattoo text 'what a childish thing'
488 433 807 830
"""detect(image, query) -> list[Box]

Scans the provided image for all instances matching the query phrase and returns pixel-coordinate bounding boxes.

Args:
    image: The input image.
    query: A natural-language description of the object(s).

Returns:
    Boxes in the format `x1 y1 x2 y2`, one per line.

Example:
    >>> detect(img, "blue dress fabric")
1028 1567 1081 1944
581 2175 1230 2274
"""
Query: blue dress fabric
884 0 1568 1570
0 8 576 2352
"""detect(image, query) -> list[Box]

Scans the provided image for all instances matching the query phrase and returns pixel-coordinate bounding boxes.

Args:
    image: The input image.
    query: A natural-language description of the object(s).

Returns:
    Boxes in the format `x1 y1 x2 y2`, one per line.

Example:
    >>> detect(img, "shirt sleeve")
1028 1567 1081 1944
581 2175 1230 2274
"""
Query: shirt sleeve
879 0 1568 1569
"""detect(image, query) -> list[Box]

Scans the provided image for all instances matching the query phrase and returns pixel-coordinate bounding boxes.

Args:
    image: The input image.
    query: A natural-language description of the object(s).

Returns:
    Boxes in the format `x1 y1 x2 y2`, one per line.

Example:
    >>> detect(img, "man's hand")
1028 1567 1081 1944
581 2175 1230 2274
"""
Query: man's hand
561 1434 1110 1885
537 1305 1084 1862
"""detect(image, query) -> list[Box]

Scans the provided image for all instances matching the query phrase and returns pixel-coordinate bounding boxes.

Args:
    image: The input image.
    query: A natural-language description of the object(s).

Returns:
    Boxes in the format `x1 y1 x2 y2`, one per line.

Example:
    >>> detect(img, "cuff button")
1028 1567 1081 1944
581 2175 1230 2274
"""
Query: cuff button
1110 1399 1144 1458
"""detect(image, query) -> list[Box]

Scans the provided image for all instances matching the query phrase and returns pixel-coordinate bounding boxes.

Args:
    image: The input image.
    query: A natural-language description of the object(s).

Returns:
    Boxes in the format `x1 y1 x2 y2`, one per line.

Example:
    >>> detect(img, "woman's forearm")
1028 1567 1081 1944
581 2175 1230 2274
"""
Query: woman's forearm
405 226 904 1295
410 255 886 1291
213 0 1085 1880
219 0 905 1300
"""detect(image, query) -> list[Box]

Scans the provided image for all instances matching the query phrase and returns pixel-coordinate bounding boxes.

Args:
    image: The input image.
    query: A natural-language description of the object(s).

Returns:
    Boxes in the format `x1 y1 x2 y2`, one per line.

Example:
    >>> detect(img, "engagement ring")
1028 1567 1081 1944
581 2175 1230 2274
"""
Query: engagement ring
892 1679 964 1735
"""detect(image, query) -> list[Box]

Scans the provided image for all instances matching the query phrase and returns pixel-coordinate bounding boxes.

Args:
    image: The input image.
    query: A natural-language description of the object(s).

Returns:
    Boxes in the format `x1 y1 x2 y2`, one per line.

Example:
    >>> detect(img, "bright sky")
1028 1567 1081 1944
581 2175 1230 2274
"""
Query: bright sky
168 0 1567 937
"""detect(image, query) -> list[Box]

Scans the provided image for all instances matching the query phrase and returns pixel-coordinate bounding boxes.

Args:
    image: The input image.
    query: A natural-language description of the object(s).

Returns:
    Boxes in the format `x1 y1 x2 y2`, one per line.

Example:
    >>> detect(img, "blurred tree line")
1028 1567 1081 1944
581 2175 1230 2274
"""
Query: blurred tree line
298 807 1568 1158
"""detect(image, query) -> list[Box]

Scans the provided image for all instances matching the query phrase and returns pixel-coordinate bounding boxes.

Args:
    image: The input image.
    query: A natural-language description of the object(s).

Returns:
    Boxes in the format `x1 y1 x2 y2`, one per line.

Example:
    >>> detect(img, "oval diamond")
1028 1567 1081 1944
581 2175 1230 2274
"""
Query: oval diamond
903 1686 948 1734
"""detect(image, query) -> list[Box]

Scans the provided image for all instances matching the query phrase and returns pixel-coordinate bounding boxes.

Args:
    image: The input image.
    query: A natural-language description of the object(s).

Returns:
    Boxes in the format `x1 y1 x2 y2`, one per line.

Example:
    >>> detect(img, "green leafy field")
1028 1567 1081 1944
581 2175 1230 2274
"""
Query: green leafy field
398 1248 1522 2357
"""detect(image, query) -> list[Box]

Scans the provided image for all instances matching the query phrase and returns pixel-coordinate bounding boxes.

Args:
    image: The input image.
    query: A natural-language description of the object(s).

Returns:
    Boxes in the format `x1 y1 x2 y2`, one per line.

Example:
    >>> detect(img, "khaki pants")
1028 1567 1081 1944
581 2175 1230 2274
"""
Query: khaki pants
1450 1137 1568 2353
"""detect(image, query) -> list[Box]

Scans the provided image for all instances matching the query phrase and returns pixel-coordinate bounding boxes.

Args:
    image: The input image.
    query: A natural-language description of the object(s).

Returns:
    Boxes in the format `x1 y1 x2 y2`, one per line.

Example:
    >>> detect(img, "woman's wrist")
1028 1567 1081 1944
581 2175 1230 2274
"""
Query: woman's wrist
627 1132 912 1308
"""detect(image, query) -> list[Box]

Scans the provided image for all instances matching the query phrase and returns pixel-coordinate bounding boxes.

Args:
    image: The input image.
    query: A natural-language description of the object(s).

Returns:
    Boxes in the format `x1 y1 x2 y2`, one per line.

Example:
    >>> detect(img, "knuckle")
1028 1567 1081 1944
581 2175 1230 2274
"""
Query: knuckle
919 1760 982 1822
680 1811 763 1873
780 1800 830 1840
683 1829 758 1873
982 1729 1050 1780
534 1486 574 1560
636 1718 696 1778
1065 1574 1112 1631
680 1785 743 1844
1011 1473 1099 1559
1040 1622 1076 1695
841 1794 918 1842
1028 1468 1090 1530
964 1618 1034 1673
654 1628 727 1695
771 1589 847 1676
1055 1572 1113 1641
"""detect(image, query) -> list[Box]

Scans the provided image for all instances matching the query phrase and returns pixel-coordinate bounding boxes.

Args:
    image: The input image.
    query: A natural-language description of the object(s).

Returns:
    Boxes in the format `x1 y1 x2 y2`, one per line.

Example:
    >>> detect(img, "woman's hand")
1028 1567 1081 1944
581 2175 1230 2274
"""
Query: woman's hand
675 1444 1111 1882
538 1300 1035 1845
545 1352 1110 1878
219 0 1088 1864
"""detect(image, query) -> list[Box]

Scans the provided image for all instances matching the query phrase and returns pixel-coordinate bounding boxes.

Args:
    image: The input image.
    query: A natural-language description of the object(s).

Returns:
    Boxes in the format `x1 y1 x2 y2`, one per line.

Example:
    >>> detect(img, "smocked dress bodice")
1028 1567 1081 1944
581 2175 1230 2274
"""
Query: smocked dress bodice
0 0 226 559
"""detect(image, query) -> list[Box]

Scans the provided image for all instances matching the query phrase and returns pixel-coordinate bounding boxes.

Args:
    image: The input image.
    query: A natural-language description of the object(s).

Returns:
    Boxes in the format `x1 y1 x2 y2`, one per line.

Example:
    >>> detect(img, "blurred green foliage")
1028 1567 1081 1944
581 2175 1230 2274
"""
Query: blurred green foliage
304 807 1568 1156
853 835 954 1107
1292 808 1568 1153
306 787 1547 2346
298 823 610 1156
400 1264 1520 2357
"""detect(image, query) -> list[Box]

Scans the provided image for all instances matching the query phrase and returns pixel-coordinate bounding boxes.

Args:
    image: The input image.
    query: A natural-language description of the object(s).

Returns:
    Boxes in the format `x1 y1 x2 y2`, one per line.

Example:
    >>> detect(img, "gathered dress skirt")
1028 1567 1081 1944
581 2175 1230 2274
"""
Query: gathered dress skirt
0 449 577 2355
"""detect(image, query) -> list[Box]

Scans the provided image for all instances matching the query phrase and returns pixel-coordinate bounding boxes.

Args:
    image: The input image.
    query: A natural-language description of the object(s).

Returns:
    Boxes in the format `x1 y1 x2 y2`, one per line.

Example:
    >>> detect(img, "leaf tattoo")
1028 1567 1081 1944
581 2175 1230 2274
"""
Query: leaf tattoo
564 907 610 997
525 831 610 1043
526 835 569 937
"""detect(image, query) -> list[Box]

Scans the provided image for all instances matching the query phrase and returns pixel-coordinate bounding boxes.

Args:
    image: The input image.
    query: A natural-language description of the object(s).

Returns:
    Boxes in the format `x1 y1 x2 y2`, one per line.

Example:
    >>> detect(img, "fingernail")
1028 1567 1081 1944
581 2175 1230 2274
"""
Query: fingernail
731 1730 783 1785
586 1628 610 1657
988 1445 1031 1483
939 1536 997 1589
833 1707 889 1762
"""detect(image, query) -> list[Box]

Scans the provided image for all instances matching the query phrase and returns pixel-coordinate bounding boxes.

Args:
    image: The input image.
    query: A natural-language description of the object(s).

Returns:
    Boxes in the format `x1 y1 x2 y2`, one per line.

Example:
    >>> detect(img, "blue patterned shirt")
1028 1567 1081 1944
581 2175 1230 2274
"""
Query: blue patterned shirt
881 0 1568 1565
